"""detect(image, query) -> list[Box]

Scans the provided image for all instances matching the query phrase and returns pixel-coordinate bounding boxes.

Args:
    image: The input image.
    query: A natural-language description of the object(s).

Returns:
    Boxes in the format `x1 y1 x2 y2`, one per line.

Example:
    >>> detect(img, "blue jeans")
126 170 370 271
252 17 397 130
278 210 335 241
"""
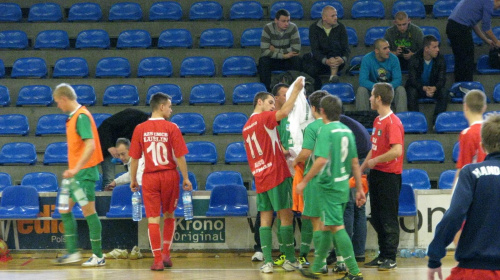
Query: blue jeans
343 187 367 257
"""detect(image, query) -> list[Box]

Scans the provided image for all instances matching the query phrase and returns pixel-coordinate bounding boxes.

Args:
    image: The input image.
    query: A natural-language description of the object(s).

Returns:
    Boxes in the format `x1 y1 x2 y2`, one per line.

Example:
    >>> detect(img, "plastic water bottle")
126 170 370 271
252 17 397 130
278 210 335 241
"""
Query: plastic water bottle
414 249 427 258
132 191 142 221
182 191 194 220
400 249 412 258
58 179 70 211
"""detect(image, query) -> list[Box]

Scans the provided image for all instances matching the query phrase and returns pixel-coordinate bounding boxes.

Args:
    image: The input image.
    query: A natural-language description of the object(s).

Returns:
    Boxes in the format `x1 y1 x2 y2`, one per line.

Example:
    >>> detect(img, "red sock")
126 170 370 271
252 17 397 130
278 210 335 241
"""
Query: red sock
162 218 175 256
148 223 162 262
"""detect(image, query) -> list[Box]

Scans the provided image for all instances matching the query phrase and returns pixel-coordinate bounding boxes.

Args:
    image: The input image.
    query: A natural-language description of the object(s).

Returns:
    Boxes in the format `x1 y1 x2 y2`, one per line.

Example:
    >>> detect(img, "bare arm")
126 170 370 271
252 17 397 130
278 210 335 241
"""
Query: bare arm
359 150 373 172
296 157 328 194
275 77 304 121
176 156 192 191
365 144 402 169
351 157 366 207
129 157 139 192
292 148 312 167
63 138 95 178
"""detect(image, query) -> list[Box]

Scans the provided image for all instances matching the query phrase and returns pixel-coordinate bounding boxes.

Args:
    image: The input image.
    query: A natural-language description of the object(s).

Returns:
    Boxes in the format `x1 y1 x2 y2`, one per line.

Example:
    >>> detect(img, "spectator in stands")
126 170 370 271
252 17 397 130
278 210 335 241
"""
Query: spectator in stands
384 11 424 71
98 108 149 186
303 5 350 90
259 9 302 91
103 138 144 191
406 35 448 125
356 39 407 113
447 0 500 82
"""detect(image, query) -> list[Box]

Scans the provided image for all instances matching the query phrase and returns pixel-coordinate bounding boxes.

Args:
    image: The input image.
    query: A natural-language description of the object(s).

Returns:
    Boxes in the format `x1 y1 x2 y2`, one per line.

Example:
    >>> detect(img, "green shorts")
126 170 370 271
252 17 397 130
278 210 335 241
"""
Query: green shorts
302 177 322 218
257 177 293 212
321 189 347 226
71 166 99 202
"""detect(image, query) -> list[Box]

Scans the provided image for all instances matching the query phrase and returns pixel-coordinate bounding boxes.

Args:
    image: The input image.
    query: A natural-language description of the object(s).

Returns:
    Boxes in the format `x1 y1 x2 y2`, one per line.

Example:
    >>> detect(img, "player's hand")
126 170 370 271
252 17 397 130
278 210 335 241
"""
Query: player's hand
108 147 119 158
293 77 305 91
356 190 366 208
183 179 193 191
366 158 377 169
130 181 140 192
427 267 443 280
104 181 116 191
63 169 77 178
269 45 276 52
296 181 306 195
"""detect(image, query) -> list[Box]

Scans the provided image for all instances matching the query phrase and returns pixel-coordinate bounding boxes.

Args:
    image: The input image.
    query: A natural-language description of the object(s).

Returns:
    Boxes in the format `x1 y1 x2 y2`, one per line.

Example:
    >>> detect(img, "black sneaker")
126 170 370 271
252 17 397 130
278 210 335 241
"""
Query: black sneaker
299 268 321 279
364 256 383 268
326 250 337 265
355 256 365 262
377 259 397 271
337 272 363 280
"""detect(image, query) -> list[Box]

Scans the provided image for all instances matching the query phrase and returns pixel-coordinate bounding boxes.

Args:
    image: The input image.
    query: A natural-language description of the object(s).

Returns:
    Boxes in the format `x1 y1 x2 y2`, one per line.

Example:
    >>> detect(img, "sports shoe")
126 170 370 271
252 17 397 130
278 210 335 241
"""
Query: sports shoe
355 256 365 262
251 251 264 262
299 268 320 279
337 272 363 280
162 254 172 267
299 255 310 267
378 259 397 271
260 262 273 273
129 246 143 260
364 256 384 268
104 248 128 259
320 265 329 274
282 260 302 272
82 254 106 267
273 253 286 266
326 250 337 265
53 252 82 265
151 261 164 271
333 262 347 273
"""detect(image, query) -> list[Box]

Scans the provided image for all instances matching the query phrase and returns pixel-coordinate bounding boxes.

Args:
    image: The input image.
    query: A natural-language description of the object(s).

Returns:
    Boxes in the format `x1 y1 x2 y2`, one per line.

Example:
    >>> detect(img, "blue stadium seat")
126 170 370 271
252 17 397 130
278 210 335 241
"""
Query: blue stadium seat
444 54 454 73
96 57 131 78
76 29 110 49
407 140 445 163
106 185 134 218
180 56 215 77
206 185 248 216
0 172 12 190
147 84 182 105
189 1 223 20
0 114 28 136
0 85 9 107
149 1 182 21
225 142 247 164
21 172 58 192
189 83 225 105
0 142 37 165
348 55 363 75
73 84 96 106
92 113 112 128
346 27 358 47
179 171 198 190
321 83 355 103
0 3 22 22
109 2 142 21
299 27 310 46
477 55 500 74
213 113 248 134
351 0 385 19
28 3 62 22
392 0 426 19
472 31 483 46
398 183 416 216
96 173 104 192
452 141 459 163
16 85 53 106
230 1 263 20
395 112 428 133
12 57 47 78
433 0 459 18
364 26 389 46
117 29 151 49
311 1 344 19
36 114 67 136
0 186 39 219
420 26 441 42
53 57 89 78
43 142 68 165
222 56 257 76
402 168 431 189
34 30 69 49
233 82 266 104
185 141 217 164
103 84 139 106
68 2 102 21
494 83 500 103
448 81 485 103
158 29 193 48
205 171 244 191
435 111 468 133
438 170 456 189
493 26 500 39
137 57 172 77
0 30 28 49
241 28 263 47
170 113 206 135
200 28 234 48
0 59 5 78
270 1 304 19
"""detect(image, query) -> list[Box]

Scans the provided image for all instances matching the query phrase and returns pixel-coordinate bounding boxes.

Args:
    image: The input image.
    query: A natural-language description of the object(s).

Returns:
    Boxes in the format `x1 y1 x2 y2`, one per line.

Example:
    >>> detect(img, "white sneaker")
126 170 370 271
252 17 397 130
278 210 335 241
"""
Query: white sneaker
53 252 82 265
82 254 106 267
260 262 273 273
129 246 143 260
104 248 128 259
251 251 264 261
282 260 302 272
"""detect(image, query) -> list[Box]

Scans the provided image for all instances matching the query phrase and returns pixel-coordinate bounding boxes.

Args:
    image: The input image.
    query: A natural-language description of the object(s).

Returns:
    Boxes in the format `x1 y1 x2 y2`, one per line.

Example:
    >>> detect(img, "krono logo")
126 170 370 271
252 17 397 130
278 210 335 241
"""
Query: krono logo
17 205 64 234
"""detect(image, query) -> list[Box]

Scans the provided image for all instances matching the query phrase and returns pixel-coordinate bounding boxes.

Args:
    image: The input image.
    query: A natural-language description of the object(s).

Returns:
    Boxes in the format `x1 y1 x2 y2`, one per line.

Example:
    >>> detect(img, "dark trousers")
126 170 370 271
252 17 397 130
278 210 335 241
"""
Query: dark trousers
368 169 402 261
258 56 302 91
406 85 449 125
303 53 345 90
447 19 474 82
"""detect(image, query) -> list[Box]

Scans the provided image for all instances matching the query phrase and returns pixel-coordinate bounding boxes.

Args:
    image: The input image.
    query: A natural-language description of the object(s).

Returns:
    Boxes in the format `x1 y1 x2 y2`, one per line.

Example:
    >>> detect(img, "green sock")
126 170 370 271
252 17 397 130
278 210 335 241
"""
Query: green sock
280 225 296 263
299 219 313 256
260 226 272 264
312 231 332 272
333 229 360 275
85 213 103 258
311 231 323 271
61 212 78 254
276 218 284 254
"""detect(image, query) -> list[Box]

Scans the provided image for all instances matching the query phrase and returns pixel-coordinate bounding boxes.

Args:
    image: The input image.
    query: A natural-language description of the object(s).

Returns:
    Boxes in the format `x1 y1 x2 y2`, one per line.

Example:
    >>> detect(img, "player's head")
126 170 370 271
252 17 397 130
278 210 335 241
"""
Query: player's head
464 90 487 114
370 82 394 109
150 92 172 119
53 83 77 112
253 91 275 112
309 90 329 114
320 95 342 122
482 114 500 153
271 83 289 109
115 138 131 163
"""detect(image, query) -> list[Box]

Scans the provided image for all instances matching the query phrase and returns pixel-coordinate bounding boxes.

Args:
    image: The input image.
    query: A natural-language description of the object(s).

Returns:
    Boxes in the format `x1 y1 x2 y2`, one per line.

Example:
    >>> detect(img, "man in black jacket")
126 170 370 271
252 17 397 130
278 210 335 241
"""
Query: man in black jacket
303 5 350 90
406 35 448 125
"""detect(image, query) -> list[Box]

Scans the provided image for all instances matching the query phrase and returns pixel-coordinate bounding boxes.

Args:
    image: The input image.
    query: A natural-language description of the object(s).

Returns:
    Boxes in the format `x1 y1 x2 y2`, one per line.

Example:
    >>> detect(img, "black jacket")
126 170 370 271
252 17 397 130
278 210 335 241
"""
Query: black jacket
405 49 446 92
309 19 350 64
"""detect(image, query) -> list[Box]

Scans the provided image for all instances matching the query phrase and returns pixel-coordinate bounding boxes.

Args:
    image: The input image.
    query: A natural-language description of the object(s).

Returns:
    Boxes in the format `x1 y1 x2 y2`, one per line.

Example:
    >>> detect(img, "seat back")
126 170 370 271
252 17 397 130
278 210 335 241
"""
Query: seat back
398 183 416 216
444 54 455 73
170 113 206 135
0 3 22 22
206 184 249 216
311 1 344 19
346 27 358 46
35 30 69 49
402 169 431 189
240 28 263 47
138 57 172 77
21 172 58 192
392 0 425 19
106 185 134 218
435 111 468 133
0 185 39 218
185 141 217 164
299 27 310 46
406 140 445 163
225 141 248 164
149 1 182 21
158 29 193 48
76 29 110 49
321 83 355 103
213 113 248 134
364 26 388 46
16 85 53 106
68 2 102 21
12 57 48 78
92 113 112 128
53 57 89 78
206 171 244 191
0 30 28 49
43 142 68 165
28 2 62 22
117 29 151 48
395 112 428 133
189 83 225 105
73 84 96 106
477 55 500 74
189 1 223 20
0 85 9 107
452 141 459 163
222 56 257 76
0 114 29 136
180 56 215 77
36 114 67 136
421 26 441 42
103 84 139 106
438 170 456 189
0 172 12 190
96 57 131 78
270 1 303 19
233 82 266 104
0 142 37 165
351 0 385 19
109 2 142 21
200 28 234 48
179 171 198 190
147 84 182 105
494 83 500 103
348 55 364 75
433 0 459 18
230 1 263 20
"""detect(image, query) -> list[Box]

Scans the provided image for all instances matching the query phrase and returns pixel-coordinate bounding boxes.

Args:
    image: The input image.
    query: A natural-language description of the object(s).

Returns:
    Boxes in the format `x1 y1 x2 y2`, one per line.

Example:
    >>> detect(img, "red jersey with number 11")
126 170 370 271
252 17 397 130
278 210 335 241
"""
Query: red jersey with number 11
243 111 291 194
129 118 188 173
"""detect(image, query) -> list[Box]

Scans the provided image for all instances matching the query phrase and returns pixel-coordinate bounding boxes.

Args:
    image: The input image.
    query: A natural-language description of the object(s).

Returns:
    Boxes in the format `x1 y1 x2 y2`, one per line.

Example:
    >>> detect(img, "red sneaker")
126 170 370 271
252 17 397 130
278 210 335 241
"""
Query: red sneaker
150 261 164 271
162 254 173 268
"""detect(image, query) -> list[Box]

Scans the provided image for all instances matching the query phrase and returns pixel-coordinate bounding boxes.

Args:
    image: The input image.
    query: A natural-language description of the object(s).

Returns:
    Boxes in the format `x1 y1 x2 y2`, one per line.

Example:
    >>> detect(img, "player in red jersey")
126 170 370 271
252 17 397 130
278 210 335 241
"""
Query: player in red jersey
129 93 192 271
243 77 304 273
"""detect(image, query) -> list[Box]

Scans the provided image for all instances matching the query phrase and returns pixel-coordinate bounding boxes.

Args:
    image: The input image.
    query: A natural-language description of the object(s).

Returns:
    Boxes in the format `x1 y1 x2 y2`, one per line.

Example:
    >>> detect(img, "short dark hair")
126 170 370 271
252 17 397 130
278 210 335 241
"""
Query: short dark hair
271 83 289 97
482 113 500 153
275 9 290 20
253 91 272 108
320 95 342 121
372 83 394 106
309 90 329 113
115 138 130 148
149 92 171 111
423 35 439 48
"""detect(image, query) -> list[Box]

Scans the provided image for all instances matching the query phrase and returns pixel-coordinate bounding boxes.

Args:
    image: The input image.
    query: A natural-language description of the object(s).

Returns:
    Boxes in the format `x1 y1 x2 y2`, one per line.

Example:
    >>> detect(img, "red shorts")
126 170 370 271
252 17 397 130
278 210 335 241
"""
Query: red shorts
142 169 179 217
447 267 500 280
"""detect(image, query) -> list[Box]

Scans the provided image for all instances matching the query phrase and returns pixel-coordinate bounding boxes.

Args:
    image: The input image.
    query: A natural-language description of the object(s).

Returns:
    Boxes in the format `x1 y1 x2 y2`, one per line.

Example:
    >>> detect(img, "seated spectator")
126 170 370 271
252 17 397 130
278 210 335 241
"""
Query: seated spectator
406 35 448 125
356 38 407 112
104 138 144 191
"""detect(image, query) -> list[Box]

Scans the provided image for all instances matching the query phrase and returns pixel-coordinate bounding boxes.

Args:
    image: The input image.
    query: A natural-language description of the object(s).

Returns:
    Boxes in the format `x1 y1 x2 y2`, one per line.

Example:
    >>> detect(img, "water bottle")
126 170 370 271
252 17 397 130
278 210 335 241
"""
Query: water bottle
58 179 70 211
414 249 427 258
400 249 412 258
182 191 194 220
132 191 142 221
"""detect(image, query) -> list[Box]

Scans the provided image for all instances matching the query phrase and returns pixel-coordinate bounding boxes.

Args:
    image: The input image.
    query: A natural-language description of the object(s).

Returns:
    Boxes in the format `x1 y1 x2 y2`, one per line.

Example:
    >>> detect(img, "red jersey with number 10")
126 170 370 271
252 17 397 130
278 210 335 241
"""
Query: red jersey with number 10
129 118 189 173
243 111 291 194
457 122 486 169
371 112 404 174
